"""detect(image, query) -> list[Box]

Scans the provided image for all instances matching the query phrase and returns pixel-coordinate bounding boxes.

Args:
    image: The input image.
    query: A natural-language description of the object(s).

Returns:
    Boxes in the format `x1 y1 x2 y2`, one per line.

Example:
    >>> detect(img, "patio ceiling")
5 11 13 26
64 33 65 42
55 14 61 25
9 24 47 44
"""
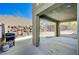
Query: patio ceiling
41 3 77 22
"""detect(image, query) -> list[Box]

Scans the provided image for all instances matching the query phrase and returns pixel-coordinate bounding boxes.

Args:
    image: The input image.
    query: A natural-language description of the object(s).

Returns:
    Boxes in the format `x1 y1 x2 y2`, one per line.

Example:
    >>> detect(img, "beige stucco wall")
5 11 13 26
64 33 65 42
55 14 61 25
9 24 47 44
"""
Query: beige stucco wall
33 3 54 15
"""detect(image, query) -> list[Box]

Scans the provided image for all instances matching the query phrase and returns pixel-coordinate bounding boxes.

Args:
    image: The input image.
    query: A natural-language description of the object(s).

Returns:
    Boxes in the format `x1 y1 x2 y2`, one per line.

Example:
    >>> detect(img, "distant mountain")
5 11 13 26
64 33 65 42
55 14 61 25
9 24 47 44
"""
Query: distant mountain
0 15 32 25
0 15 32 32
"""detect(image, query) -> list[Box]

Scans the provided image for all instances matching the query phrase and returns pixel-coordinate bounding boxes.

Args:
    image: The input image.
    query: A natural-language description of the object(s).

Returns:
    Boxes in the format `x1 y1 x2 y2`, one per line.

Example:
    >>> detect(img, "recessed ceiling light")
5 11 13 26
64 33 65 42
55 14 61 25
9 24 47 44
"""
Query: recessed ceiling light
67 5 71 8
36 3 39 6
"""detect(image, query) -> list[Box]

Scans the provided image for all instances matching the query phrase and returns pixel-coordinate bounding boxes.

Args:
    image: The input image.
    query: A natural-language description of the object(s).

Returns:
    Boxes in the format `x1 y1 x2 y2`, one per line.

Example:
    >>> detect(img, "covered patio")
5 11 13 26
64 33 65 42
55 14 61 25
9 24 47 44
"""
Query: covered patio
32 3 77 54
0 3 77 55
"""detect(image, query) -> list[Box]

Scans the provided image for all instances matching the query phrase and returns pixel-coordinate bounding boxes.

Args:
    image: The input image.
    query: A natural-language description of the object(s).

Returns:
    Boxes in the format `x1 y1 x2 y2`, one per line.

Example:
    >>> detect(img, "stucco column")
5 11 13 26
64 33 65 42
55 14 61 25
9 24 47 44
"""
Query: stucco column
77 3 79 55
32 15 40 47
56 21 60 37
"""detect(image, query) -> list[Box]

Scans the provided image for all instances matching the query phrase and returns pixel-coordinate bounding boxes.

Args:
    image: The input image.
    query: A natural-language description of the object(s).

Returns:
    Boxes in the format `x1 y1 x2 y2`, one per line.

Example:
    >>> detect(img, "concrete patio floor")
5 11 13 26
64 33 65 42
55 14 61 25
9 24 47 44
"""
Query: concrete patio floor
0 36 77 55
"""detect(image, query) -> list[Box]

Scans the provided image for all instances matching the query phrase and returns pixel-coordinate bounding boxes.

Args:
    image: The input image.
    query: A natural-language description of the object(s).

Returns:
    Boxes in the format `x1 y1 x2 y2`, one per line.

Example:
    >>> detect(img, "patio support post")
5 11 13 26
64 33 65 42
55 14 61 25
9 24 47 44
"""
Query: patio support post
56 21 60 37
77 3 79 55
32 15 40 47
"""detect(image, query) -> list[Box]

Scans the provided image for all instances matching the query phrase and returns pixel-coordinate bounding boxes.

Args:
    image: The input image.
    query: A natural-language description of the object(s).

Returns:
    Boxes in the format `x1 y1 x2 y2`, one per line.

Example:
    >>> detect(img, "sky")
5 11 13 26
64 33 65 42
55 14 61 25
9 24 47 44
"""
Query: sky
0 3 32 19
